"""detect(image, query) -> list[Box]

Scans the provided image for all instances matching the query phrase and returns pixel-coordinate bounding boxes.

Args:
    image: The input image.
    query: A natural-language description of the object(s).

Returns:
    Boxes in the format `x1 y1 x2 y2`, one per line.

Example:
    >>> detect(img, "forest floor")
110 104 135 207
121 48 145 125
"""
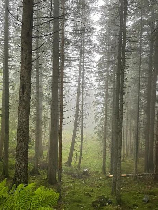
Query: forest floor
59 166 158 210
57 133 158 210
0 133 158 209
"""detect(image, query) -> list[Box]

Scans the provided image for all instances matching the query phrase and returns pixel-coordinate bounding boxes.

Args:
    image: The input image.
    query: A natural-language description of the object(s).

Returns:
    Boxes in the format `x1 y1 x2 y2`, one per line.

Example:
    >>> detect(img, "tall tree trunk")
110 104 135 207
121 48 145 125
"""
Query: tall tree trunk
0 91 4 160
1 0 9 167
134 1 142 176
66 44 82 167
112 4 122 196
110 62 116 174
48 0 59 185
145 8 155 173
153 21 158 176
58 0 65 182
155 109 158 180
78 30 85 169
14 0 33 185
144 26 153 172
102 58 109 174
112 0 127 203
34 6 42 174
148 71 156 172
125 105 129 157
2 0 9 178
148 19 157 173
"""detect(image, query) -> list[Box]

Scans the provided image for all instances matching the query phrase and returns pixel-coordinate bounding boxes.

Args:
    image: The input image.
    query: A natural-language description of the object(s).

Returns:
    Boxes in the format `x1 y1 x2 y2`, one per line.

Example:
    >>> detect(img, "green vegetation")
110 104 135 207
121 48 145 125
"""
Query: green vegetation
1 133 158 209
0 179 59 210
60 133 158 209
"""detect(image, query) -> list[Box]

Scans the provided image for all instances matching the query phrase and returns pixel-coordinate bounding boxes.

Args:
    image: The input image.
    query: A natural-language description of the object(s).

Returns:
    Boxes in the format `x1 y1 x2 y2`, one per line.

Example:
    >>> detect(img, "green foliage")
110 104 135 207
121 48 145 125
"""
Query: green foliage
0 179 9 203
0 180 59 210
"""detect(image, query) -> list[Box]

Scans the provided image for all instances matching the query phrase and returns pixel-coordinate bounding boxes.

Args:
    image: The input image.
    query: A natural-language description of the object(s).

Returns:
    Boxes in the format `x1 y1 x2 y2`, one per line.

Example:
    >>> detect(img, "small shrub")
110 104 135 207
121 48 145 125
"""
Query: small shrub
0 180 59 210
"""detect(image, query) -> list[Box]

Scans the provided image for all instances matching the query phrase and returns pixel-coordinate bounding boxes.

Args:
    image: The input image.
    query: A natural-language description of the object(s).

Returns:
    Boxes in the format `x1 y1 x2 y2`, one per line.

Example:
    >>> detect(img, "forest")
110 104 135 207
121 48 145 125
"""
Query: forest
0 0 158 209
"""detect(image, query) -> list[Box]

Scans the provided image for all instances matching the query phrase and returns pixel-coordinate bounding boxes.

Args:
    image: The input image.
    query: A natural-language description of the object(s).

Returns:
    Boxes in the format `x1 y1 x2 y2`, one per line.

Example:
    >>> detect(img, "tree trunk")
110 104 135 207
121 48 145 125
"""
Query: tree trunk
66 46 82 167
34 5 42 174
48 0 59 185
0 90 4 160
145 22 154 173
2 0 9 178
110 61 116 175
102 58 109 174
148 71 156 172
155 110 158 181
58 0 65 182
112 0 127 204
14 0 33 185
78 29 85 169
153 21 158 176
134 1 142 176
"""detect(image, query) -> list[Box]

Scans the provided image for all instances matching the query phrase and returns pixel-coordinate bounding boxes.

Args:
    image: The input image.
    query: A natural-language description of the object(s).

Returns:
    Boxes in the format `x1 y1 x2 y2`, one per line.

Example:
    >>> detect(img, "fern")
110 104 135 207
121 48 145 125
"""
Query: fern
0 180 59 210
0 179 9 203
30 186 59 209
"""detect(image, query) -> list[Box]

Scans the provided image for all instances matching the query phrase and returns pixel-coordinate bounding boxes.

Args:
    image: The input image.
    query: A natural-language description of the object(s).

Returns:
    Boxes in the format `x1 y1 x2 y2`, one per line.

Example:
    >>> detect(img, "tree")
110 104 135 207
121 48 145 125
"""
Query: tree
58 0 65 182
66 51 82 166
14 0 33 185
134 0 143 176
33 3 43 175
2 0 9 178
112 0 127 203
48 0 60 185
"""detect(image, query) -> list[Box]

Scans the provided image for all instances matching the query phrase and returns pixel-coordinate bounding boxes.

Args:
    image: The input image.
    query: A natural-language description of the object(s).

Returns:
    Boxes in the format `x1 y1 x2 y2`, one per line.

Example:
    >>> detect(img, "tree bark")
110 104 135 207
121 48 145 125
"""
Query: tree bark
58 0 65 182
0 91 4 160
112 0 127 204
155 110 158 181
14 0 33 185
48 0 59 185
153 21 158 177
110 61 116 175
66 42 82 167
102 57 109 174
34 5 42 174
134 1 142 176
1 0 9 176
145 22 154 173
78 28 85 169
2 0 9 178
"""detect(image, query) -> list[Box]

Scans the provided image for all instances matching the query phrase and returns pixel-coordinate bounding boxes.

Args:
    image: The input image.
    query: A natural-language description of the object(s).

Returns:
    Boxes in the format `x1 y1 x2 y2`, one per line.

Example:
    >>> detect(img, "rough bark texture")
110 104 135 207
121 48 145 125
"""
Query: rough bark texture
145 22 154 173
112 0 127 204
0 91 4 160
34 5 43 174
154 21 158 177
58 0 65 182
155 110 158 181
1 0 9 176
149 71 156 172
134 2 142 176
48 0 59 185
110 63 116 175
14 0 33 185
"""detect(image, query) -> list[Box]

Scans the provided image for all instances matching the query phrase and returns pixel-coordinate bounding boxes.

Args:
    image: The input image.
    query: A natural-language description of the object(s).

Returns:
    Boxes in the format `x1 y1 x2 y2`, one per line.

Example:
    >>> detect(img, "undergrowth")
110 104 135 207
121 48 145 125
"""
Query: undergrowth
0 179 59 210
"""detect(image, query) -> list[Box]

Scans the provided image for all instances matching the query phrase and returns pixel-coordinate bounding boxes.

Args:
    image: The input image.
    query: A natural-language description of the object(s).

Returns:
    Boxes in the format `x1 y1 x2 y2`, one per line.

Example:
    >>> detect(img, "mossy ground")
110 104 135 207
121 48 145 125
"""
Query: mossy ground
0 132 158 209
59 132 158 209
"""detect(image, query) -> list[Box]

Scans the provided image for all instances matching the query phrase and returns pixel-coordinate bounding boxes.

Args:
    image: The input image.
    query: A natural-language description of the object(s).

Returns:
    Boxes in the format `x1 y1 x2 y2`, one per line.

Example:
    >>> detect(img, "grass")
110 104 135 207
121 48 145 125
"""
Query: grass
1 132 158 209
60 132 158 209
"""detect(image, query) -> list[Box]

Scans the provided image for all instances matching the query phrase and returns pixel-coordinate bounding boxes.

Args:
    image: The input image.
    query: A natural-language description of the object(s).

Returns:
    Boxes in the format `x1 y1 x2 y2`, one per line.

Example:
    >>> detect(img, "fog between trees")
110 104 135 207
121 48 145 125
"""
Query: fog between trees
0 0 158 208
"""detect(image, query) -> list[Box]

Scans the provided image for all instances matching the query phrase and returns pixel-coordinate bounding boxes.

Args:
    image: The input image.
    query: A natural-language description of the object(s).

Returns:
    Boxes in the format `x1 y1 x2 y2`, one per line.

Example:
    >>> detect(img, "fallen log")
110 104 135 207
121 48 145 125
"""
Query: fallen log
107 173 158 178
